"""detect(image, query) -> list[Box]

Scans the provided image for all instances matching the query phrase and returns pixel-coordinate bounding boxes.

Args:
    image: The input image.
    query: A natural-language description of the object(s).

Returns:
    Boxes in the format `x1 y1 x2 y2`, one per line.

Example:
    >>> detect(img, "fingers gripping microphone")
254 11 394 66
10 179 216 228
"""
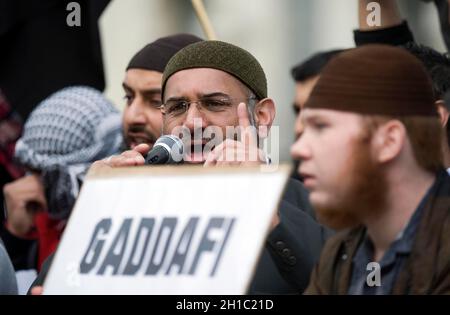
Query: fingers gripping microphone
144 135 184 165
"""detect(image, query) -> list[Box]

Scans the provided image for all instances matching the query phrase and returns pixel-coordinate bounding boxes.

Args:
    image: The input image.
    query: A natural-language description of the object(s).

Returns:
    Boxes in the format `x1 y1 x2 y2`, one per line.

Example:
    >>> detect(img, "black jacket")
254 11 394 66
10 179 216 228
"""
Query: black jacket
263 179 333 293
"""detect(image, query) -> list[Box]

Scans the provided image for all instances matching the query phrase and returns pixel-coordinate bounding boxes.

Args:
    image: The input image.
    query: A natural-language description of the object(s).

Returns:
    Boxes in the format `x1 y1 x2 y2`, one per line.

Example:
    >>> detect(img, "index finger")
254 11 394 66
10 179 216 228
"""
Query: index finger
237 102 257 148
133 143 151 155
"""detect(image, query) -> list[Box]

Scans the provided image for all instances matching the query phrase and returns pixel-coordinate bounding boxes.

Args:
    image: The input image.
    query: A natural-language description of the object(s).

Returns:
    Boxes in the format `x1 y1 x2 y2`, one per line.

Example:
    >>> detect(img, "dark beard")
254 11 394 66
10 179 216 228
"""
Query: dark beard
314 137 388 230
123 124 157 149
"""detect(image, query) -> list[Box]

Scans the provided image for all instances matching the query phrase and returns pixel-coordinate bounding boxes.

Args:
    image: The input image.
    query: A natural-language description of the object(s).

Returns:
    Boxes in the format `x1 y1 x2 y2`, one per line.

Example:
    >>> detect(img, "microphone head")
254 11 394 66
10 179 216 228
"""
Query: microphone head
145 135 184 165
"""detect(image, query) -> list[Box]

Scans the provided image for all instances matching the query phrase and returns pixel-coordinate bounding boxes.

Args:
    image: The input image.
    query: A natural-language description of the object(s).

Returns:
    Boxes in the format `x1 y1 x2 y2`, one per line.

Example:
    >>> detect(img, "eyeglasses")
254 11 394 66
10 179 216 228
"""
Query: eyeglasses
161 96 257 119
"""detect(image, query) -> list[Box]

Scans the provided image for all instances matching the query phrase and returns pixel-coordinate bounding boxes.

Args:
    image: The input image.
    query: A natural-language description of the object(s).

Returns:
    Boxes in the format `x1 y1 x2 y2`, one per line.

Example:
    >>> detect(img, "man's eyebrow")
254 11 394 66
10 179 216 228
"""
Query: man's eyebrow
141 89 162 98
200 92 230 98
122 83 161 96
165 96 189 102
122 82 132 92
303 113 328 124
165 92 231 102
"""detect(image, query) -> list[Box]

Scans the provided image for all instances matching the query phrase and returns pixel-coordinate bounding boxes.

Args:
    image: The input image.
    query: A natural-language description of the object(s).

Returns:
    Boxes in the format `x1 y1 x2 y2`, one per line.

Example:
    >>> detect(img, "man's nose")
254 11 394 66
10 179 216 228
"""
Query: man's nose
183 103 207 131
127 100 147 125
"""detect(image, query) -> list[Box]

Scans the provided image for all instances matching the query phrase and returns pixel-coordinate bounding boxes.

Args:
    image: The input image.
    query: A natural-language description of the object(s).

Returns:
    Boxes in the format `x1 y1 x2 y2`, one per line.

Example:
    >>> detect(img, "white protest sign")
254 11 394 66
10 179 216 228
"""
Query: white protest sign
43 165 290 294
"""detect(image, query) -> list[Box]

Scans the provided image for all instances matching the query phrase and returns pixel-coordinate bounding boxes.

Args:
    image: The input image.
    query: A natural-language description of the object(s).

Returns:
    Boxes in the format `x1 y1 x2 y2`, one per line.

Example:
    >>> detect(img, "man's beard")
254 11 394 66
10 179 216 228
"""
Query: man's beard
314 137 388 230
124 124 157 149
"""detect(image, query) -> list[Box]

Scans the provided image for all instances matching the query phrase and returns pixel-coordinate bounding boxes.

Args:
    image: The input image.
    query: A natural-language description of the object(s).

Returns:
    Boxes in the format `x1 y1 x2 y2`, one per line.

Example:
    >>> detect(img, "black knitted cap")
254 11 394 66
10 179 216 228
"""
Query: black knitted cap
126 34 203 73
162 40 267 100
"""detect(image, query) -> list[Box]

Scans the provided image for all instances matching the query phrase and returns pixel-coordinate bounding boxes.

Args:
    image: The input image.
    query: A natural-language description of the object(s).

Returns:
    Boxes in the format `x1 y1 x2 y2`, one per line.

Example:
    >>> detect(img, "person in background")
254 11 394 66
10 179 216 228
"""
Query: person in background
291 50 345 140
290 50 345 180
122 34 203 151
2 86 122 293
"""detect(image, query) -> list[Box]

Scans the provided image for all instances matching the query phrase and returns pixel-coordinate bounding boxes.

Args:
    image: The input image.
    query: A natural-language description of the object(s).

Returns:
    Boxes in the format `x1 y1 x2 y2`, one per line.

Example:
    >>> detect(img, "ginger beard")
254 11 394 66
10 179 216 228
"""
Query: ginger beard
312 133 388 230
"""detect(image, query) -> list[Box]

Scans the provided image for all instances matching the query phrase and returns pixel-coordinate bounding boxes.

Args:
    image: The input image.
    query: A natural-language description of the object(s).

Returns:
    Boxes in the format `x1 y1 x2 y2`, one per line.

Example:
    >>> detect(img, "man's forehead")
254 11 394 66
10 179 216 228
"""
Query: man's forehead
124 69 163 92
164 68 247 98
302 108 363 123
301 108 332 119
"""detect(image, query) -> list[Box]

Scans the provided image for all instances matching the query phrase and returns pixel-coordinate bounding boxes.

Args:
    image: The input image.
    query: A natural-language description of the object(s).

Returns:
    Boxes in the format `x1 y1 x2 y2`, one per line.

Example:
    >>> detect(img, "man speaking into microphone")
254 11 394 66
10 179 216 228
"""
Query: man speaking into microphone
104 40 271 168
97 40 331 294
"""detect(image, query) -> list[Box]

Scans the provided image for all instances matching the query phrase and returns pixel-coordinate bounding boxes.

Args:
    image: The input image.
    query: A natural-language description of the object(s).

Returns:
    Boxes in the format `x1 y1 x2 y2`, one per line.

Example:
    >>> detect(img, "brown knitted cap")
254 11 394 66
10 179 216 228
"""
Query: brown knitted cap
305 44 437 116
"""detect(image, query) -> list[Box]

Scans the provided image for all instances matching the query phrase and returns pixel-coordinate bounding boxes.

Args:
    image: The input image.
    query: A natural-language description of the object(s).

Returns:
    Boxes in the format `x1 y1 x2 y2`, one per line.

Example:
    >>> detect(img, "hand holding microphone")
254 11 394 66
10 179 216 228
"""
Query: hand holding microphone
91 135 184 170
144 135 184 165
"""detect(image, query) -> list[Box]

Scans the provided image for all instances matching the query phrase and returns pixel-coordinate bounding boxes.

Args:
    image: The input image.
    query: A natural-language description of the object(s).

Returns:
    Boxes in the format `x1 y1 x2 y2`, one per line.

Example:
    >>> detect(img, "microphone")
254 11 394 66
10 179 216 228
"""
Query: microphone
144 135 184 165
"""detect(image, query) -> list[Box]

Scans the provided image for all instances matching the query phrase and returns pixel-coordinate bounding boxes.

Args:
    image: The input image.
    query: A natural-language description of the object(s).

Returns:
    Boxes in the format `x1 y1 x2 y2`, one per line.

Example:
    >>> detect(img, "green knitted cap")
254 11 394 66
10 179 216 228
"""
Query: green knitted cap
162 40 267 100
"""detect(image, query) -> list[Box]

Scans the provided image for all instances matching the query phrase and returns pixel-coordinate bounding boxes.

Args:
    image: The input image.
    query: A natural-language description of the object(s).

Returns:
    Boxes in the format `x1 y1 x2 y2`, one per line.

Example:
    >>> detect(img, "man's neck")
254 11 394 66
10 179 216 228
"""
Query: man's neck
364 169 436 262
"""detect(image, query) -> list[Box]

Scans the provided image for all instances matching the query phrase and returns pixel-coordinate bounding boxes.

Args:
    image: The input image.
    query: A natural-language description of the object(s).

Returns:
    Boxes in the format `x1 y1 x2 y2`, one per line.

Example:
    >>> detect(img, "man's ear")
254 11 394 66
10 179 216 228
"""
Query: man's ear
372 120 406 164
254 98 275 138
436 100 450 127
